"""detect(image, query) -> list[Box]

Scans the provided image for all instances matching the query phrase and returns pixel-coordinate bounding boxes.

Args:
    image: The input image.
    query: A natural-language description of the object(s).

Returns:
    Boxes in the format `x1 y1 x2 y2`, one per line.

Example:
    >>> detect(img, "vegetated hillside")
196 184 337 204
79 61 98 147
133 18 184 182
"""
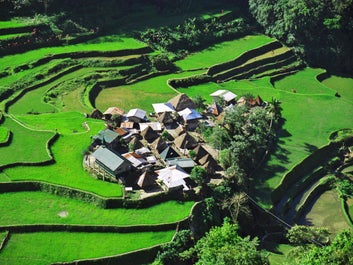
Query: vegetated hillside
248 0 353 75
0 1 353 264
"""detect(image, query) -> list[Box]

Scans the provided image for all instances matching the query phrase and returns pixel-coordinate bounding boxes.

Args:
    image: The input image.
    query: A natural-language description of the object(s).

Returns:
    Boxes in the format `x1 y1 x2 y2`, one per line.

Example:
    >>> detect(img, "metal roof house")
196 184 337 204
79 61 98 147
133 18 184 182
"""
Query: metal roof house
126 108 147 123
155 165 190 191
152 102 176 114
92 129 120 149
210 90 237 105
166 157 195 172
92 146 132 180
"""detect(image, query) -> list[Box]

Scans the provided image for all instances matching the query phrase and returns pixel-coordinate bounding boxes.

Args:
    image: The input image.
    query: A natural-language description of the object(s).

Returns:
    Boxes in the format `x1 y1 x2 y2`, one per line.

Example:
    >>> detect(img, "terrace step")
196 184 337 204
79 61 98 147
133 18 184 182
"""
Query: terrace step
222 56 298 82
212 48 294 80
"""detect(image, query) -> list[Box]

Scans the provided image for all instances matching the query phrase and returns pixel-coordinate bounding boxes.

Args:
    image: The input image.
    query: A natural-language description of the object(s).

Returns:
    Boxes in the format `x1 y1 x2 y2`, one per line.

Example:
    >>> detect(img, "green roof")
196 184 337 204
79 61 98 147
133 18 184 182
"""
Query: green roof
93 129 119 144
92 146 130 174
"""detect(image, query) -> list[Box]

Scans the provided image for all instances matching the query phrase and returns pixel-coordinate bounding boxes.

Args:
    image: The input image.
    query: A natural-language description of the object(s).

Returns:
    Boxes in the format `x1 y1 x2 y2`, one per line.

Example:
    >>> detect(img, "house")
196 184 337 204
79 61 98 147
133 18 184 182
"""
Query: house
174 132 198 150
140 126 159 143
137 171 158 189
92 146 132 179
157 112 176 128
178 108 202 130
152 102 176 114
122 152 148 168
139 122 162 132
166 157 195 172
121 121 135 130
126 108 147 123
168 93 196 111
155 165 190 191
193 145 208 161
103 107 124 120
208 102 223 116
128 136 144 150
92 129 120 149
89 109 103 119
210 90 237 105
198 153 219 174
151 137 167 153
248 95 265 107
160 145 179 161
135 147 151 157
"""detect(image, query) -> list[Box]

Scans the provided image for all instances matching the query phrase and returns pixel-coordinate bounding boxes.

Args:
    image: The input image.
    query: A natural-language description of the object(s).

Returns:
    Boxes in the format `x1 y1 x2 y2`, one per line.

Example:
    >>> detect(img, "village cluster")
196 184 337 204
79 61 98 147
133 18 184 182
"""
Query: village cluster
84 90 265 196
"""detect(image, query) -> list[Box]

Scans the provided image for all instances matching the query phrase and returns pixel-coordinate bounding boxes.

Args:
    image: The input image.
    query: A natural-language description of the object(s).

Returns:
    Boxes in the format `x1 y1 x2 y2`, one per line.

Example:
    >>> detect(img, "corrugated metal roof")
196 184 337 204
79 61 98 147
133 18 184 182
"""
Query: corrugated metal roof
92 146 129 172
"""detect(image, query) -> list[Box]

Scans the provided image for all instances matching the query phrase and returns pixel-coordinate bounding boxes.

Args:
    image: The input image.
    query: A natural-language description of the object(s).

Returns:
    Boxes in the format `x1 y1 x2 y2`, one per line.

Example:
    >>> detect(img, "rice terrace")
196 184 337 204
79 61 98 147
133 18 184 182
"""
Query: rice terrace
0 1 353 264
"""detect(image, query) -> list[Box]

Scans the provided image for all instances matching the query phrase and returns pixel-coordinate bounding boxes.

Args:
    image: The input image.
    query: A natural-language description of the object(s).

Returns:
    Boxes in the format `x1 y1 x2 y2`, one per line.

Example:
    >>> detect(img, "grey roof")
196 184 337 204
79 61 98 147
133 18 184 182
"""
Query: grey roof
178 108 202 121
160 146 179 161
92 146 130 173
93 129 119 144
166 157 195 169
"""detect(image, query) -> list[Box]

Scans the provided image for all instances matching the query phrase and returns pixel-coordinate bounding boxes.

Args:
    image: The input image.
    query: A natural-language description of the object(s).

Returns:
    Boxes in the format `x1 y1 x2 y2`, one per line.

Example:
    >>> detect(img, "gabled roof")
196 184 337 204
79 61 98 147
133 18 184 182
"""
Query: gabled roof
157 111 175 124
103 107 124 116
90 109 103 119
93 129 119 144
202 158 219 173
210 90 237 102
140 126 159 143
198 153 213 165
178 108 202 121
92 146 130 173
129 137 144 150
137 171 157 188
168 93 196 111
174 132 198 149
152 102 176 113
249 95 264 107
151 137 167 152
193 145 208 161
166 157 194 169
155 165 190 190
208 103 223 116
135 147 151 156
160 146 179 161
139 122 162 132
127 108 146 120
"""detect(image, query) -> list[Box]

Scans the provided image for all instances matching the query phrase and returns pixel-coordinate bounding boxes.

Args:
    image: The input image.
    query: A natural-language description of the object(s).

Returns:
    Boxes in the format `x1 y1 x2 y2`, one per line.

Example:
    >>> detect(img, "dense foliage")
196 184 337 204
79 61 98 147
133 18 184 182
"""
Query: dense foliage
248 0 353 74
286 229 353 265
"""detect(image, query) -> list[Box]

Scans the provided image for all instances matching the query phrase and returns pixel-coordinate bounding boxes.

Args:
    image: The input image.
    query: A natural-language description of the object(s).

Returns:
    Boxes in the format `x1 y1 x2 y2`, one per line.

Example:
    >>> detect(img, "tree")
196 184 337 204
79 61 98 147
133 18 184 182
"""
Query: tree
286 229 353 265
221 192 251 223
190 220 269 265
208 126 231 151
286 225 330 246
192 95 207 112
190 166 207 186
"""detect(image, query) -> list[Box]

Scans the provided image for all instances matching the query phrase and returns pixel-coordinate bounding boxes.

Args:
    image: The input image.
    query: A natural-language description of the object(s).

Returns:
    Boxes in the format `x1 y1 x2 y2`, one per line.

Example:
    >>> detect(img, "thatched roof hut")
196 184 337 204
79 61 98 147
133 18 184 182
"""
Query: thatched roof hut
174 132 198 150
141 126 159 143
168 93 196 111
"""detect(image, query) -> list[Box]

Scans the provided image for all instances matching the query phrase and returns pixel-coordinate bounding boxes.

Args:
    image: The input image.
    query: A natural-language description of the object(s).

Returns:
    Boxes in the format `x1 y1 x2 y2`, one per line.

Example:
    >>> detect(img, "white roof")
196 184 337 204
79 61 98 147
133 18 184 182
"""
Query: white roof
210 90 237 102
135 147 151 156
146 155 157 164
178 108 202 121
126 108 146 120
156 165 190 190
139 122 162 132
152 103 176 113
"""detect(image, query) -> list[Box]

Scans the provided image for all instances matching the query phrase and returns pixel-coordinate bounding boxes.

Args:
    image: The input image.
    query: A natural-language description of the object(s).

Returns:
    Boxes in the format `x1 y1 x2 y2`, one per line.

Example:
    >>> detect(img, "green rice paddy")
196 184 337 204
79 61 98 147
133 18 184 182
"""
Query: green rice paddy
0 191 194 225
0 230 175 265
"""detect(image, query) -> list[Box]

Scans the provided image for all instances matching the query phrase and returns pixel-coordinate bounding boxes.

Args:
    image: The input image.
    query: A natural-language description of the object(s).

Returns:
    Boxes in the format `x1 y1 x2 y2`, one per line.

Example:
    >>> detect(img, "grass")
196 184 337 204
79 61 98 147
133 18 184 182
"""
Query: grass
0 36 146 72
174 35 274 70
0 191 194 226
178 71 353 207
299 190 351 235
7 67 97 115
95 70 205 113
266 243 292 265
0 32 30 40
321 75 353 103
0 126 9 143
0 19 33 29
0 117 54 167
0 230 175 265
273 67 336 95
3 113 123 197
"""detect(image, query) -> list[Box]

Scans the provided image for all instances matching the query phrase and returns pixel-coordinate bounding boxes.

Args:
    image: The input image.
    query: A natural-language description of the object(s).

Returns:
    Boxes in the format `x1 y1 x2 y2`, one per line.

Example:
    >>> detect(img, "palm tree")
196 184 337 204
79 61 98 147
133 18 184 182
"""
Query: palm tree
221 192 251 223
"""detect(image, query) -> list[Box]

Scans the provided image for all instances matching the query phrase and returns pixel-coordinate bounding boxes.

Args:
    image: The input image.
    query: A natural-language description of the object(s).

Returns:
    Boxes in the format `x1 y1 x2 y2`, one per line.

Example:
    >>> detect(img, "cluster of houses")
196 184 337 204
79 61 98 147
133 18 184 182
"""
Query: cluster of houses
84 89 266 194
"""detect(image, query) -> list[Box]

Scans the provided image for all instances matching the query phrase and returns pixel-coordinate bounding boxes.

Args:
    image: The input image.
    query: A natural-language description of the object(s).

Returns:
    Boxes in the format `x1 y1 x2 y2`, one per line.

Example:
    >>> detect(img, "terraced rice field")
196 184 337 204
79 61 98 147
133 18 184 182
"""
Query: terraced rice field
0 11 352 263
